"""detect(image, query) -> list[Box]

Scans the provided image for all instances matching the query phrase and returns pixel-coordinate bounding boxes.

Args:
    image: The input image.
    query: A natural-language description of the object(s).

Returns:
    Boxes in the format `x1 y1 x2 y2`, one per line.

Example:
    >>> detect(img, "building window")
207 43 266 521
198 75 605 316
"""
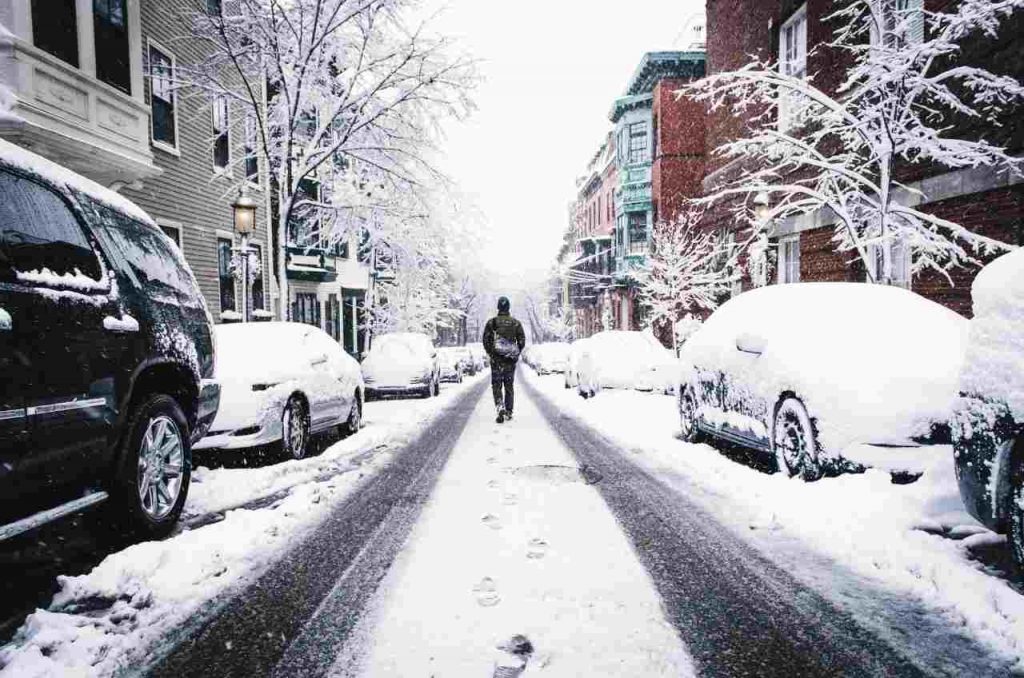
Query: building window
244 114 259 182
628 123 648 165
779 5 808 130
874 0 924 48
159 223 182 249
326 293 341 341
291 177 321 246
627 212 647 255
250 243 265 310
294 293 320 328
218 237 236 312
32 0 79 67
149 42 177 149
207 0 222 15
213 96 230 171
94 0 131 94
777 235 801 284
868 239 912 288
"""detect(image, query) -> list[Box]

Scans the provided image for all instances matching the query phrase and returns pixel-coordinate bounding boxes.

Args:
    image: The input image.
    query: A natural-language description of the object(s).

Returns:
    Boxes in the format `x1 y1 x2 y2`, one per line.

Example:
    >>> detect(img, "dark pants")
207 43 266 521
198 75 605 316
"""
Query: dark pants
491 361 516 413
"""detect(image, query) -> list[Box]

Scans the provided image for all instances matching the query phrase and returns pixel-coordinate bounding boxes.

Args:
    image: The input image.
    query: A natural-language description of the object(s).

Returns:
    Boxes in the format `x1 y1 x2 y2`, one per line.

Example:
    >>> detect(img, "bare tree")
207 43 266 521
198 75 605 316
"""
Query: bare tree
682 0 1023 284
177 0 475 319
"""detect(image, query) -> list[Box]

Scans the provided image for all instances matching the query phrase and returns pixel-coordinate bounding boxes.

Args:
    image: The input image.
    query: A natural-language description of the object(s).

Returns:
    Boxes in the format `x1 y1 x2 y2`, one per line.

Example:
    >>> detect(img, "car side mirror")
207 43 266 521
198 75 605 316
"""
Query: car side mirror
735 332 766 355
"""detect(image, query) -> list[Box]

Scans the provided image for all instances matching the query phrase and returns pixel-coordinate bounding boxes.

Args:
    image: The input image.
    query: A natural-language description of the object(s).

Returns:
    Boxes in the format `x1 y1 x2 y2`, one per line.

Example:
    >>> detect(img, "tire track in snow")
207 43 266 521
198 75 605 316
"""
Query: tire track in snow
525 378 937 678
145 379 488 678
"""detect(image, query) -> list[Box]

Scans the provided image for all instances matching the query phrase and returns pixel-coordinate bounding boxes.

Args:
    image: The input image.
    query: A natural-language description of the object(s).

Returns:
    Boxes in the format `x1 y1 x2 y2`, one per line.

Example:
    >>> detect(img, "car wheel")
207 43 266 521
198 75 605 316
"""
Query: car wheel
110 394 190 540
282 396 310 460
679 386 703 443
1008 438 1024 577
772 397 822 481
344 394 362 435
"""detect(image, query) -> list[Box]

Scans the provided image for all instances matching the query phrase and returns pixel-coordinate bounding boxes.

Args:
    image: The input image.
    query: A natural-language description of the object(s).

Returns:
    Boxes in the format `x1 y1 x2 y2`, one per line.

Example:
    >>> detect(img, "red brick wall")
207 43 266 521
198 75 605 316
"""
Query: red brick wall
653 78 706 226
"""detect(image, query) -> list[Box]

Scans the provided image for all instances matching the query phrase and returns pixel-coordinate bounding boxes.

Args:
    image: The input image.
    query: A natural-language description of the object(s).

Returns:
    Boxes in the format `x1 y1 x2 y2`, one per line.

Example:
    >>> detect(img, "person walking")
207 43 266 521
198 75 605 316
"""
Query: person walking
482 296 526 424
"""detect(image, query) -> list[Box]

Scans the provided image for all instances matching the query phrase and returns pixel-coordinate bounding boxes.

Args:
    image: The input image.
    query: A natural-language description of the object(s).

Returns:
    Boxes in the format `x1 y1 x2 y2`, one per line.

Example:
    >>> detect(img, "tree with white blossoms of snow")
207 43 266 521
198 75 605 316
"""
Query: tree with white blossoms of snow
178 0 475 320
633 208 738 352
682 0 1024 284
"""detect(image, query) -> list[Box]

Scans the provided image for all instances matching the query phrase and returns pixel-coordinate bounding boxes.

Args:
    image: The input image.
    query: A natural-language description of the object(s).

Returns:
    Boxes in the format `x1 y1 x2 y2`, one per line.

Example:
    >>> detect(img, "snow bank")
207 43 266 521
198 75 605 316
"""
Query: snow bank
0 139 154 226
679 283 967 455
958 248 1024 421
0 377 485 677
526 371 1024 672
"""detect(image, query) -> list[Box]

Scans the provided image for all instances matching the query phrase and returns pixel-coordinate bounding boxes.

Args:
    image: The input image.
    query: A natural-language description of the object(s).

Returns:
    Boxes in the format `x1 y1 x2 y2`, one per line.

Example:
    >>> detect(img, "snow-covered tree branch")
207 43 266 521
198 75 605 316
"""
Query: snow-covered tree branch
681 0 1023 285
172 0 476 319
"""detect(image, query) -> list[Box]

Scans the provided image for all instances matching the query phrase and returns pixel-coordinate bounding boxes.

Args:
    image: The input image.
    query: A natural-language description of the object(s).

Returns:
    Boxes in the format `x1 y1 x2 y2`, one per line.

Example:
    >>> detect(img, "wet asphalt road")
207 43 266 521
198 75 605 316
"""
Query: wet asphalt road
146 379 488 678
129 374 1011 677
523 378 1009 678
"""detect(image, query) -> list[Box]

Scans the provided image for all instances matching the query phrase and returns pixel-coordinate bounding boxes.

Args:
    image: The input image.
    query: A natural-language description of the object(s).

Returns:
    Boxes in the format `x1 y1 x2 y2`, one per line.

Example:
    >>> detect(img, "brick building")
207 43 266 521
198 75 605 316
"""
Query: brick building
703 0 1024 317
607 51 706 330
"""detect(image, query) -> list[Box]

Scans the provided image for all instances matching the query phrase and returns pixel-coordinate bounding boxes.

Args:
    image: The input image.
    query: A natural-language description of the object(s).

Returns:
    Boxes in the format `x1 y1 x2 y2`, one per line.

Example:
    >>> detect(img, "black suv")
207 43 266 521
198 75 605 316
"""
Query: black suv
0 139 219 541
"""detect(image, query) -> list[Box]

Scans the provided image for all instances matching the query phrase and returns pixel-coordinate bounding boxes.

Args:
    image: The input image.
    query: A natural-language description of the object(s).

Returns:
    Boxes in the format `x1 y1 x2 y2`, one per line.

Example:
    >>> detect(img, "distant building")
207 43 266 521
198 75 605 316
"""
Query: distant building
607 51 706 330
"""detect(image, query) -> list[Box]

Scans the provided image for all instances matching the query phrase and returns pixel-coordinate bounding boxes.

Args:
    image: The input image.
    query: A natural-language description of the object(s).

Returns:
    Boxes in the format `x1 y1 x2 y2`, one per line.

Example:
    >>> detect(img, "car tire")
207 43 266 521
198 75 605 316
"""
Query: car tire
343 393 362 435
772 397 822 481
281 396 311 460
432 378 440 397
109 393 191 540
1008 437 1024 577
679 386 703 443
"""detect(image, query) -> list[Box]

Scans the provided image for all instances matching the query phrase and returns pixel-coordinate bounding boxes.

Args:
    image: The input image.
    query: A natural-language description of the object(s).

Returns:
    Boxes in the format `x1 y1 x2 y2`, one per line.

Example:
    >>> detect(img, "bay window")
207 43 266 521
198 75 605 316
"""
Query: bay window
32 0 79 67
94 0 131 93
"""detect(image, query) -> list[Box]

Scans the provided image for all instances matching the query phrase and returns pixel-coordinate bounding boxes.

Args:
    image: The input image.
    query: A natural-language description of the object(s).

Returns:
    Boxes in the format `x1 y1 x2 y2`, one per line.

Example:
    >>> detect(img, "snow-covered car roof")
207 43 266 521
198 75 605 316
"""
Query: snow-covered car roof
959 248 1024 420
214 322 320 380
373 332 435 355
681 283 968 449
0 138 155 226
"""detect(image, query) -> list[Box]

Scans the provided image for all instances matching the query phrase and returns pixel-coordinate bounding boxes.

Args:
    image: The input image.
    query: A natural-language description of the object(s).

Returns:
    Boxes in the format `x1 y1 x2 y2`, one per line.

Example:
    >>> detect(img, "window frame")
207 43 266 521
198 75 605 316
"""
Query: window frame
778 4 808 131
627 122 649 165
147 38 180 155
31 0 80 68
93 0 132 95
157 220 183 249
217 236 237 313
867 238 912 288
243 113 260 185
212 95 231 173
777 235 801 284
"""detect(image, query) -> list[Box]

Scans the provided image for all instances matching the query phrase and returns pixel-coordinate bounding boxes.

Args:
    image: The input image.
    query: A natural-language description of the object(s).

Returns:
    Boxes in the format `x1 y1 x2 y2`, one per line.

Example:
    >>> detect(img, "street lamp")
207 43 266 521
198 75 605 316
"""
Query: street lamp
232 185 259 321
752 191 771 224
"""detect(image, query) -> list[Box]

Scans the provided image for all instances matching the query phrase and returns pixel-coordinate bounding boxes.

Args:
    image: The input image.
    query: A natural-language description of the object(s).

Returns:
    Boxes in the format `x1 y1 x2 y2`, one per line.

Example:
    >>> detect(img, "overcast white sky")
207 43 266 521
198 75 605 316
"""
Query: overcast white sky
423 0 704 290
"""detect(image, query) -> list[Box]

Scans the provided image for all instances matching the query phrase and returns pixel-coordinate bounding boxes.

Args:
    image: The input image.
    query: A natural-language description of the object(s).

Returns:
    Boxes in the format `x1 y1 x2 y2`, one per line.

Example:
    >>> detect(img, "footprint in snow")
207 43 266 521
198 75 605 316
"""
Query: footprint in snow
502 492 518 506
474 577 501 607
481 513 503 530
487 479 500 490
487 456 498 465
526 538 548 560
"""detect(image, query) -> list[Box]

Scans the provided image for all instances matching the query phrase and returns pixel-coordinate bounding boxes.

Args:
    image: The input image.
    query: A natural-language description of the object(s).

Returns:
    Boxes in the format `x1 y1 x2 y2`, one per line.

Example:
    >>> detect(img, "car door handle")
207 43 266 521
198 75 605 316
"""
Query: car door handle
311 356 328 367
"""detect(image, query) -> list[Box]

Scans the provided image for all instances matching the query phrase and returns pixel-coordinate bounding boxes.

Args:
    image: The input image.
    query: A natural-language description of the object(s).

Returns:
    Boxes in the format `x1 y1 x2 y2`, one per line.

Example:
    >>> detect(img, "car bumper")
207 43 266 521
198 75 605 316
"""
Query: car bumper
365 384 429 398
194 418 282 451
193 379 221 443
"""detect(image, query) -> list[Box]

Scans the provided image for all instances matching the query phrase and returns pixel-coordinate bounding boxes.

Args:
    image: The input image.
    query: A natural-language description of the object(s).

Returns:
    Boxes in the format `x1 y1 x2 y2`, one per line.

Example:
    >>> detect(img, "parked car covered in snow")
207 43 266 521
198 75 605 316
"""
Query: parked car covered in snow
563 338 591 389
951 248 1024 572
438 346 466 383
576 331 675 398
466 342 488 371
0 139 219 541
677 283 967 480
362 332 441 399
195 322 363 460
524 342 571 375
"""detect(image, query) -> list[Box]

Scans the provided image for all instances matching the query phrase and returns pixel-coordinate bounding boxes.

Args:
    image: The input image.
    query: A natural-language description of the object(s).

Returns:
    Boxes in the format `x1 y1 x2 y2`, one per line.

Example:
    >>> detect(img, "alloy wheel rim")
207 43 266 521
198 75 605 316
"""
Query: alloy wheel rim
349 399 361 430
284 401 306 457
680 392 696 437
137 415 184 520
776 413 809 474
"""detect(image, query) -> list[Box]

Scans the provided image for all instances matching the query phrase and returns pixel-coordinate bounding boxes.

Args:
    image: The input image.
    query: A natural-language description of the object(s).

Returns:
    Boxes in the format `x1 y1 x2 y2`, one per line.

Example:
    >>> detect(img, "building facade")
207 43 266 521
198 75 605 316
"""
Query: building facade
704 0 1024 316
607 51 706 330
0 0 274 324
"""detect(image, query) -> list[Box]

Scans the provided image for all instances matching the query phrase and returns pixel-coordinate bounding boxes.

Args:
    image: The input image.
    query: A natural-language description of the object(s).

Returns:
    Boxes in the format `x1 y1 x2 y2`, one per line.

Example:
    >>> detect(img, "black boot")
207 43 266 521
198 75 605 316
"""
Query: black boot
496 407 505 424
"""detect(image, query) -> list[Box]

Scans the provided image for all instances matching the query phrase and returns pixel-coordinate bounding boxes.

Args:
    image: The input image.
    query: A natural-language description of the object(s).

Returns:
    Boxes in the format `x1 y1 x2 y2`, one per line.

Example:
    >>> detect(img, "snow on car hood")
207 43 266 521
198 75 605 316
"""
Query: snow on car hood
679 283 967 453
959 248 1024 421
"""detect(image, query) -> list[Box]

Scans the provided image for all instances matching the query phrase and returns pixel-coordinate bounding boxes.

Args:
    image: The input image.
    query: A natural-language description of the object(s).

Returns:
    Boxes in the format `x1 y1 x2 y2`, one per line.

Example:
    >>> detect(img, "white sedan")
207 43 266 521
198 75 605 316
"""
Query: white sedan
362 332 441 399
678 283 967 479
576 331 675 398
195 322 364 460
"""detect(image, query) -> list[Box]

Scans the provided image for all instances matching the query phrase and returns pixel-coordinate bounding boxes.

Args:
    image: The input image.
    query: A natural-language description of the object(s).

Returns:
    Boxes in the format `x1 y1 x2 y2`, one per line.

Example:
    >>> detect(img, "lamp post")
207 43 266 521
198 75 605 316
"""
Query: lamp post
232 185 258 322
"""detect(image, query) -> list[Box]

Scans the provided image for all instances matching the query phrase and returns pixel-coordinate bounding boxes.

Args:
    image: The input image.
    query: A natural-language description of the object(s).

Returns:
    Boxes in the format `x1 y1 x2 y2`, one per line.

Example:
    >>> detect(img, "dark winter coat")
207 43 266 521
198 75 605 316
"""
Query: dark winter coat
483 311 526 367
